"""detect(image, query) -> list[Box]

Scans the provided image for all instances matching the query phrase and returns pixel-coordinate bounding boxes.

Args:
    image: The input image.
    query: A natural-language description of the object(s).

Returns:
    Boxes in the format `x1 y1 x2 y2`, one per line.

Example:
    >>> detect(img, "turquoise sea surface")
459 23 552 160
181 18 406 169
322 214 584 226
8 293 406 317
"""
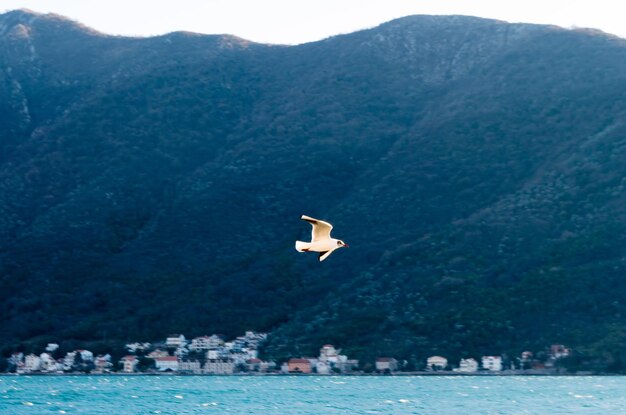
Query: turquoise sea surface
1 375 625 414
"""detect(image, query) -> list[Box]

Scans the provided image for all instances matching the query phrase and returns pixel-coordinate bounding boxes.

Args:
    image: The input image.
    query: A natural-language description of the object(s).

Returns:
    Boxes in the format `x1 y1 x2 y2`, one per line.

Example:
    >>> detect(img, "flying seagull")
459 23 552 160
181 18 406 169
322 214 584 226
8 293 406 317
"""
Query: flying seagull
295 215 348 261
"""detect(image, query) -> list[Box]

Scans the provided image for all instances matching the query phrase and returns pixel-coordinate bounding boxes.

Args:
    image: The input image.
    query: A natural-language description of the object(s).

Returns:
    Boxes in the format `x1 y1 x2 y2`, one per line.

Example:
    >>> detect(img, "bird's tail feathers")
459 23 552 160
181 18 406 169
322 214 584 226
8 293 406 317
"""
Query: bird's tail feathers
295 241 311 252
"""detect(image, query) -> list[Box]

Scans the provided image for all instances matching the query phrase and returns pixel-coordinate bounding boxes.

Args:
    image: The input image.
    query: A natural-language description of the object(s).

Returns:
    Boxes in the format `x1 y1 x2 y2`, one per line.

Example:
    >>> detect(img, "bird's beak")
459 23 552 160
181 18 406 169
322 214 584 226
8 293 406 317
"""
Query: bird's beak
344 243 349 248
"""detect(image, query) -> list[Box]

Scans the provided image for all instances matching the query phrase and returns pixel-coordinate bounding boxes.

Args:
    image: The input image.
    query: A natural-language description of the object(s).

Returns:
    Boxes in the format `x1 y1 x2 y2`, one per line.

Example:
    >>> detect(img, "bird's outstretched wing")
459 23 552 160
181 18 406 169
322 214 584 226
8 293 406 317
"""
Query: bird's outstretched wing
301 215 333 241
319 251 333 262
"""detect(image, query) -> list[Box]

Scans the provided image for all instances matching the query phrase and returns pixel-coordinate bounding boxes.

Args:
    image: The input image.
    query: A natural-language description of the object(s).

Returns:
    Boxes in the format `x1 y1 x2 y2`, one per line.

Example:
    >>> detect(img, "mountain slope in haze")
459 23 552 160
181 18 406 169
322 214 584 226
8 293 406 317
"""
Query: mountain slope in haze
1 9 626 371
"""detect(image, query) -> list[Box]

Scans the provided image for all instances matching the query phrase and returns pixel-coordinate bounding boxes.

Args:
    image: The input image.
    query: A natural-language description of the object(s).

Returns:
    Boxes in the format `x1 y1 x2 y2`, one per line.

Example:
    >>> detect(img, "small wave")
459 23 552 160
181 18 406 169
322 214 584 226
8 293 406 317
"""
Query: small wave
398 399 410 403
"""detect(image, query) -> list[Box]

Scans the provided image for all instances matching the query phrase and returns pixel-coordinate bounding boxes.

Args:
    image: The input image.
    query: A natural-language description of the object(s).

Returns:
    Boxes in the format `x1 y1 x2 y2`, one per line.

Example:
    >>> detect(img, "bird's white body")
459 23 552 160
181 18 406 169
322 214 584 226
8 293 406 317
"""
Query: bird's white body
295 215 348 261
295 239 342 253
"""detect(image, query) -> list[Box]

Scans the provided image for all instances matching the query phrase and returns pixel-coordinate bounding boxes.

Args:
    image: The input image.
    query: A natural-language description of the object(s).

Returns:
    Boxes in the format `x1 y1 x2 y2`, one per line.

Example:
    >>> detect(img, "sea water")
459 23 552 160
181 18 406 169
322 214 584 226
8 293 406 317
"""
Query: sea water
1 375 625 414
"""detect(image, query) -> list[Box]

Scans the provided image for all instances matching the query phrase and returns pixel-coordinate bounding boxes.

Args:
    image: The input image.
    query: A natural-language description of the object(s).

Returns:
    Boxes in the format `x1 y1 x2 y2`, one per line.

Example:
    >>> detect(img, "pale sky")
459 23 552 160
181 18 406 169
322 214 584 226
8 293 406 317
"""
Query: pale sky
1 0 624 44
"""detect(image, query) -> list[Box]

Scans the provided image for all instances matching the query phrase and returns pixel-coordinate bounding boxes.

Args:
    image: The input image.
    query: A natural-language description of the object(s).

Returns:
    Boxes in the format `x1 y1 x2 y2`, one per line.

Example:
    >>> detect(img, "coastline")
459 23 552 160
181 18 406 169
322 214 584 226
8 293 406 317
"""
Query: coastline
0 370 599 377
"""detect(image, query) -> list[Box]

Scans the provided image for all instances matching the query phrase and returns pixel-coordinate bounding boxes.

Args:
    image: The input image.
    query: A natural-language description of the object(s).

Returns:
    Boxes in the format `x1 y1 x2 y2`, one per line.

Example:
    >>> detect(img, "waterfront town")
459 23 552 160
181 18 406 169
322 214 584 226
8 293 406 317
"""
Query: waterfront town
3 331 573 375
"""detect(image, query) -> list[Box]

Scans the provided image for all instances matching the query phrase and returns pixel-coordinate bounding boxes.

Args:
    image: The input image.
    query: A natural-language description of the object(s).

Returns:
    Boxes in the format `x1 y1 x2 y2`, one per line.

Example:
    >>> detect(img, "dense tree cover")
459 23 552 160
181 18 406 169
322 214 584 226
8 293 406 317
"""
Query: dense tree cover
1 10 626 371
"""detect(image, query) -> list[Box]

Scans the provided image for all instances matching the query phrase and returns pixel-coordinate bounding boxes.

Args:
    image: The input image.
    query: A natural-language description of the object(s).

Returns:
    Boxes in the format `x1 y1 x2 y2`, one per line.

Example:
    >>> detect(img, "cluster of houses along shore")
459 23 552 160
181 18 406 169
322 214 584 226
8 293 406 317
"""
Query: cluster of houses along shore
7 331 270 375
4 331 571 375
289 344 571 374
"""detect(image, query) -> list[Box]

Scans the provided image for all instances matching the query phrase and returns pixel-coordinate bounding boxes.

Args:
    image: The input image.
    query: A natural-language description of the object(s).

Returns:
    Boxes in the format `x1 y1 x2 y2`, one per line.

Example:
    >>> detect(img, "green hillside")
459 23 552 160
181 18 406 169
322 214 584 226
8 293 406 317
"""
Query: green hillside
1 10 626 371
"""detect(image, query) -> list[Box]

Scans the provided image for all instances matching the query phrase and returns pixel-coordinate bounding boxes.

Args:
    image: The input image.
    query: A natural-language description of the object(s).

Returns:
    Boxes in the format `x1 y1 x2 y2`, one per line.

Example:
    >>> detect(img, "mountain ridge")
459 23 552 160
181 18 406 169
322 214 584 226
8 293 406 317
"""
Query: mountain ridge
1 10 626 371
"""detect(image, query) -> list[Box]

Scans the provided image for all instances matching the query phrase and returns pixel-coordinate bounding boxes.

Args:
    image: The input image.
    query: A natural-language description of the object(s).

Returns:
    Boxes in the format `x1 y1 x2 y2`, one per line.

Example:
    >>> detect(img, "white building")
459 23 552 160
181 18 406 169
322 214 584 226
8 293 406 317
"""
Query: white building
190 336 211 351
94 355 113 373
208 334 226 348
39 353 57 372
77 350 94 362
246 358 262 372
257 360 275 373
120 356 138 373
243 358 273 372
147 349 169 359
60 349 93 371
229 351 250 366
45 343 59 352
10 352 23 362
126 342 151 353
173 346 189 359
319 344 340 364
63 351 77 371
426 356 448 371
316 360 330 374
482 356 502 371
241 347 258 360
24 354 41 373
190 335 224 351
204 360 235 374
455 358 478 373
179 360 202 374
376 357 398 372
225 347 257 364
154 356 179 372
166 334 186 348
239 331 267 349
316 344 357 373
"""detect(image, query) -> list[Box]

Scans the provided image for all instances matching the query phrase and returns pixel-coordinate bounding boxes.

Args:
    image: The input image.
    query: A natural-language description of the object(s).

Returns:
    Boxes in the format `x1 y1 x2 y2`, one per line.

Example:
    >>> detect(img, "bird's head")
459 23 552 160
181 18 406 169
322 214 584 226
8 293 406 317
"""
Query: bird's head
337 240 349 248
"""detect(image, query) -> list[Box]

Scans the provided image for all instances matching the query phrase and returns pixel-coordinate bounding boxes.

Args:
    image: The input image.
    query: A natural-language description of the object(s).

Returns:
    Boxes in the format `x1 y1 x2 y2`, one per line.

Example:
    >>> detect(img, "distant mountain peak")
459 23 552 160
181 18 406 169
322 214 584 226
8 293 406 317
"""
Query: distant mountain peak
0 9 36 36
1 8 41 18
0 9 264 43
0 8 107 38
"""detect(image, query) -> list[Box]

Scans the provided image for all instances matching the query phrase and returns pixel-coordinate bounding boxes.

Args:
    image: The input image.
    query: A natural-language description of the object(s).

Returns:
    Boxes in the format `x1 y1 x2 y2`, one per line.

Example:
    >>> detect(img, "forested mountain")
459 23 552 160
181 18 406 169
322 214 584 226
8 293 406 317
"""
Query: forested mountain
1 9 626 371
